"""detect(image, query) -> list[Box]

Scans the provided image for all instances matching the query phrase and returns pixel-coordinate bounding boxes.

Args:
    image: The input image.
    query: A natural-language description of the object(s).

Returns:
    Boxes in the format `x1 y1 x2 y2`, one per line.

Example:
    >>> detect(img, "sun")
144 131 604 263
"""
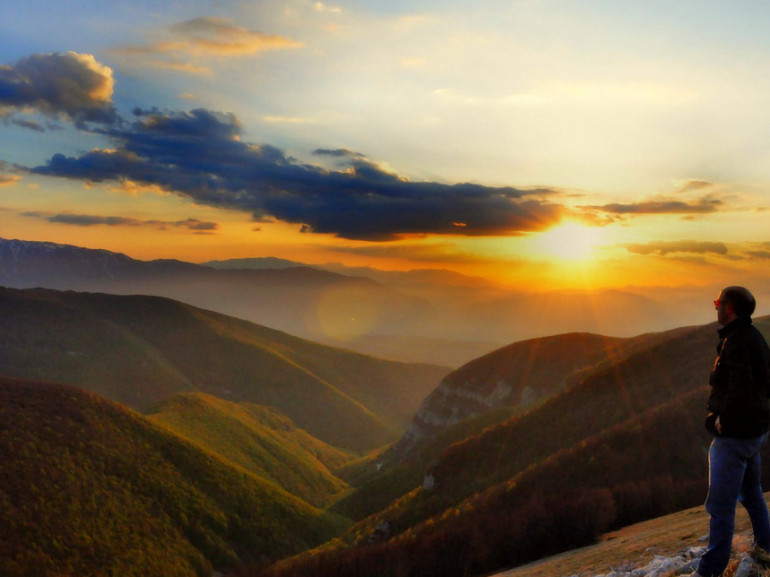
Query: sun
529 221 604 262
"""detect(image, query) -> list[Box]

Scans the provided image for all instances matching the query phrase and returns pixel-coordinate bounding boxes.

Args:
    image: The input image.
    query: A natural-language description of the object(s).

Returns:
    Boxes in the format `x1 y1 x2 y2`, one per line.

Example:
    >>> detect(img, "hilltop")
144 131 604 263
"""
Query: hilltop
330 326 703 521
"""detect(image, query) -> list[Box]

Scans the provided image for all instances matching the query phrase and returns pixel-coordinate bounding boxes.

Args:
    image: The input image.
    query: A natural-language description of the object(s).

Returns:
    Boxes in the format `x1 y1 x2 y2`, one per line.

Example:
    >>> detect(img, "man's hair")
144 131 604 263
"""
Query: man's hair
722 286 757 318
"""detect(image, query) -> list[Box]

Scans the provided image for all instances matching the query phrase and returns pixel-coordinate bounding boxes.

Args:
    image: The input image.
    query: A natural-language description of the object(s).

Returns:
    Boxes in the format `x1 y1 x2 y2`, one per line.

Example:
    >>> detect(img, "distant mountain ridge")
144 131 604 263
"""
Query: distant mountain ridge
0 238 724 367
0 237 437 359
202 256 303 270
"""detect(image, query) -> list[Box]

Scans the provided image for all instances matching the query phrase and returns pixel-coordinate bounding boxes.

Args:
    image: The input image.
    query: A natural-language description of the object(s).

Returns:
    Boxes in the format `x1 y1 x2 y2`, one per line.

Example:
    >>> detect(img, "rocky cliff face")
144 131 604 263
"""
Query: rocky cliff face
395 332 630 454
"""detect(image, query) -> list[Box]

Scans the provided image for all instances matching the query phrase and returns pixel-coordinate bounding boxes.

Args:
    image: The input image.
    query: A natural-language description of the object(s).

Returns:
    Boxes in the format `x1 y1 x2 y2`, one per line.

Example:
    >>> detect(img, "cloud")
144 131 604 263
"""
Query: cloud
109 17 303 73
744 250 770 260
586 197 722 216
30 107 565 241
624 240 728 256
21 210 218 233
47 214 139 227
0 52 117 125
0 173 21 187
10 118 45 132
741 242 770 261
313 148 365 158
170 17 303 55
262 115 312 124
167 218 218 232
673 179 715 193
314 2 342 13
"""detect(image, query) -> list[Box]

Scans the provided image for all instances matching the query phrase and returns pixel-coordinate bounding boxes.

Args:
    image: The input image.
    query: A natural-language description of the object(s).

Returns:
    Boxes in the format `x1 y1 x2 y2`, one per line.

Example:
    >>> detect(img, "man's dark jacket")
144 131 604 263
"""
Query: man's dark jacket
707 317 770 438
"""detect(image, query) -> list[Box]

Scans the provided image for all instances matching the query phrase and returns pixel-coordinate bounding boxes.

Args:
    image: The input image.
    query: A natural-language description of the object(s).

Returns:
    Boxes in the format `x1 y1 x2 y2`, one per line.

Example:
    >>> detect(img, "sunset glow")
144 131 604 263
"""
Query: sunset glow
528 222 605 263
2 0 770 300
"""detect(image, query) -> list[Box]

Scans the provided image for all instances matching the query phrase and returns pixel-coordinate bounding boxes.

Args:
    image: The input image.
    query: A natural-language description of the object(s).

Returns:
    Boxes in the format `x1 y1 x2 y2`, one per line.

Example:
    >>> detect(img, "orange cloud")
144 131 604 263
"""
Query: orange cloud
0 173 21 187
110 16 303 74
624 240 728 256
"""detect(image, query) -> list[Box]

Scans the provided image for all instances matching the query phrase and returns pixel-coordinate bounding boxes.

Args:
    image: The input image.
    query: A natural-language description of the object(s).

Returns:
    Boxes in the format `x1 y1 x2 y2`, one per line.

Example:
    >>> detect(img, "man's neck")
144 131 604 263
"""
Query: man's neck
719 316 752 337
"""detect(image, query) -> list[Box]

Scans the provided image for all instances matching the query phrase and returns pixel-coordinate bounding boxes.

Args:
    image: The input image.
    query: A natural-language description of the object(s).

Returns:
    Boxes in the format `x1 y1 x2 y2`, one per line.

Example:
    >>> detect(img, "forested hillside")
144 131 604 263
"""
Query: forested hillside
0 286 447 452
0 377 348 577
147 393 351 508
332 327 695 521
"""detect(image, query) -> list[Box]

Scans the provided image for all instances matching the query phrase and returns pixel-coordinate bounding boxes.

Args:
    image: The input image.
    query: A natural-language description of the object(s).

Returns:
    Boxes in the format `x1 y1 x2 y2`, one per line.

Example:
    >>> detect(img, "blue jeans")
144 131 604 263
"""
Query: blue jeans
698 433 770 577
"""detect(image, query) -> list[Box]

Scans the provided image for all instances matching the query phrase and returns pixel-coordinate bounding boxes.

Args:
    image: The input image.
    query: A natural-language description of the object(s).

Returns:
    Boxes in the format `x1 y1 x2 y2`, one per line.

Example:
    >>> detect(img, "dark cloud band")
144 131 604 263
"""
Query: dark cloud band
22 211 218 233
31 108 565 241
588 198 721 215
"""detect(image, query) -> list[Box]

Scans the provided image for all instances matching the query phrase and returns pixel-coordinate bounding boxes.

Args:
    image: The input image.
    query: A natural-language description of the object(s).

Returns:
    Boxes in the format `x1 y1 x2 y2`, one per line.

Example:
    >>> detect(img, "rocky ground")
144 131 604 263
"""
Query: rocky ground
496 496 770 577
575 537 768 577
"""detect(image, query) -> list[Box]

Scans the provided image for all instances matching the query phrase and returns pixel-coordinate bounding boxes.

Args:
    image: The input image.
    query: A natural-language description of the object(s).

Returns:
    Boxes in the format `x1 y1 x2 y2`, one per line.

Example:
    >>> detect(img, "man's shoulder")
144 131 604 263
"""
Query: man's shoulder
722 322 766 352
749 324 770 348
736 323 770 355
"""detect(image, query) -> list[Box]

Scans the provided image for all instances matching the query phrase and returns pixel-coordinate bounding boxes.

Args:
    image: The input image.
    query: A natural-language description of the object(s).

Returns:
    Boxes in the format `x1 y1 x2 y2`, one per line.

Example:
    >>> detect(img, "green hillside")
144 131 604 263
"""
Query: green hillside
0 377 349 577
331 405 519 521
0 287 448 452
147 392 351 507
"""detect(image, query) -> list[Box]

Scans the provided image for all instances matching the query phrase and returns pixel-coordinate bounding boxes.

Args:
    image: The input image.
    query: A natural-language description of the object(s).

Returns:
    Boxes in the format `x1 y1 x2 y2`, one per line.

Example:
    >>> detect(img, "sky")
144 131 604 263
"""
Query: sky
2 0 770 292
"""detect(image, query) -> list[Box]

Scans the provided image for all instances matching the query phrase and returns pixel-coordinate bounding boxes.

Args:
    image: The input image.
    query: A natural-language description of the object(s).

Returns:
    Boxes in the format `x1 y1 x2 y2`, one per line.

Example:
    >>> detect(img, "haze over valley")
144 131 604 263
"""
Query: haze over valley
0 237 738 368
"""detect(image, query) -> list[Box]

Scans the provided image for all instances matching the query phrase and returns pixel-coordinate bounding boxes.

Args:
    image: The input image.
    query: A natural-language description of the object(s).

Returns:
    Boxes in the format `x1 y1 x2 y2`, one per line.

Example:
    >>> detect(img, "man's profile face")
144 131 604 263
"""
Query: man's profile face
715 291 734 326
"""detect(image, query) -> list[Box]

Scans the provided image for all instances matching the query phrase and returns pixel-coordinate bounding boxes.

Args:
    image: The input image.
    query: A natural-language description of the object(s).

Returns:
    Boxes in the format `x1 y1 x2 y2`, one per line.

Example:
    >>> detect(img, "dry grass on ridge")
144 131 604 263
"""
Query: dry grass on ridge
495 494 770 577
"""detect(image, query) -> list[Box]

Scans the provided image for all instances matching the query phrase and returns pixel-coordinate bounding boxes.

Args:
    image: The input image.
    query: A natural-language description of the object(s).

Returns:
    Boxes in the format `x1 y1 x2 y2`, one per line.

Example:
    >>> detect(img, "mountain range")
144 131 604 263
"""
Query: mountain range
0 237 727 366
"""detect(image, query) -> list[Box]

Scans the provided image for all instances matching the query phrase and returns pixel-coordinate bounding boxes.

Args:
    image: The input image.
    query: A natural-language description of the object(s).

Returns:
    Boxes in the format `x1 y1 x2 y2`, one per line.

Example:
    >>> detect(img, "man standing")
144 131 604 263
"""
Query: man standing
692 286 770 577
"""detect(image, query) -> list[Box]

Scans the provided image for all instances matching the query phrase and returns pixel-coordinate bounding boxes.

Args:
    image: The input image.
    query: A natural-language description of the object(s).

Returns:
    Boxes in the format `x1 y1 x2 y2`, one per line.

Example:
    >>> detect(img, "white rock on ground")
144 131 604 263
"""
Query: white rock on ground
565 534 767 577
